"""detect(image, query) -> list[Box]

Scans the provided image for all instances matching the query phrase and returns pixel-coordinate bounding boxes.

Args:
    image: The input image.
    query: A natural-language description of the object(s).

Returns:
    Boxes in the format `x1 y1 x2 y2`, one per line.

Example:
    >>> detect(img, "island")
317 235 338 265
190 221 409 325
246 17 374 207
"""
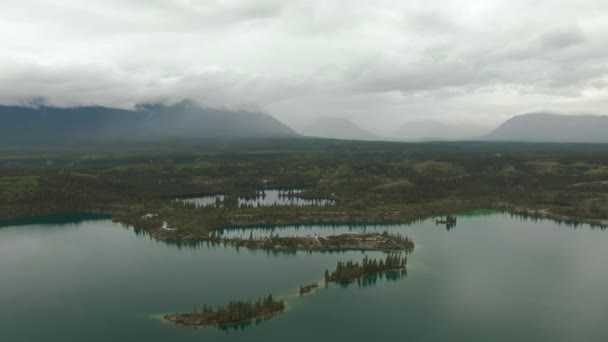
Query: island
163 294 284 326
299 282 319 295
436 214 457 225
325 254 407 283
219 231 415 252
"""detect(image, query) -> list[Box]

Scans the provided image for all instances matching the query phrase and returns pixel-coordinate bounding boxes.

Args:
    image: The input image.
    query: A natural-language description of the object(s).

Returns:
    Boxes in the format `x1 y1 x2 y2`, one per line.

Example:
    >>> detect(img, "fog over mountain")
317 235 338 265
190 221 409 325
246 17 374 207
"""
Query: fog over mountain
2 1 608 131
301 117 380 141
0 102 297 145
391 120 490 141
486 113 608 143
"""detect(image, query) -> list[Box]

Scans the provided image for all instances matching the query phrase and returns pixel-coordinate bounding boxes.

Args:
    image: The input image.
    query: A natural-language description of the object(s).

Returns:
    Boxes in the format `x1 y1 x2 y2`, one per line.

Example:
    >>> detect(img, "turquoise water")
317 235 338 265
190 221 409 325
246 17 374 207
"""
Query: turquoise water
2 212 608 341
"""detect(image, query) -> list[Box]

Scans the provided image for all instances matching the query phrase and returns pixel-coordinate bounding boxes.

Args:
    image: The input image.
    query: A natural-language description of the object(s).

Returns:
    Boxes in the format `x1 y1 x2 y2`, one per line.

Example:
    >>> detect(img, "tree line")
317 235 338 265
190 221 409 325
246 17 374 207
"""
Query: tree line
165 294 284 326
325 254 406 283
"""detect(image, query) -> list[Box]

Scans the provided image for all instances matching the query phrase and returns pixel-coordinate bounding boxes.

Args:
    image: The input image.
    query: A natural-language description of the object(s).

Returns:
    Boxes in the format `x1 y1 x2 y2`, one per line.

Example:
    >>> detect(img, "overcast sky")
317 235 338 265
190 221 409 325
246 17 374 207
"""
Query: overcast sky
1 0 607 134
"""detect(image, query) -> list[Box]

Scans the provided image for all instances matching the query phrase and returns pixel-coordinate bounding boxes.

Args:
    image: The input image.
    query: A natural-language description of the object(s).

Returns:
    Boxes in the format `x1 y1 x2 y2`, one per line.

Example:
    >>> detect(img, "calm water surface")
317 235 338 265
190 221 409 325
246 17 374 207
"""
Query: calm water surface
1 211 608 341
177 189 334 208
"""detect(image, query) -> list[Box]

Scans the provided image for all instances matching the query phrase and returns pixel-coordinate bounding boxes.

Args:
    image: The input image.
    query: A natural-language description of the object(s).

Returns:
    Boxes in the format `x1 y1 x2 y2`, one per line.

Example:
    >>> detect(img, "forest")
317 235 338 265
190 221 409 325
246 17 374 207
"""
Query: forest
164 294 285 326
2 139 608 239
325 254 407 283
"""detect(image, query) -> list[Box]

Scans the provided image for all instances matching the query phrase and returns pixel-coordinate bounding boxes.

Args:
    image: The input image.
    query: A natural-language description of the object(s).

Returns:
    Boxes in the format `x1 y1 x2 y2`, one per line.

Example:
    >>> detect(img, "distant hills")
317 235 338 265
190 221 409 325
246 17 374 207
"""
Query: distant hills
2 103 607 146
391 120 488 141
486 113 608 143
0 102 298 145
300 117 380 141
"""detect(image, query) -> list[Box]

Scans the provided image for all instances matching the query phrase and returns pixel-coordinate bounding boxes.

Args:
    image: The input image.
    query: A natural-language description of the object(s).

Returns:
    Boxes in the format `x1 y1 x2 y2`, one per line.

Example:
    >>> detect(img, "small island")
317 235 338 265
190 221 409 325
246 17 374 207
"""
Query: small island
436 214 457 225
299 282 319 295
164 294 284 326
220 231 414 252
325 254 407 283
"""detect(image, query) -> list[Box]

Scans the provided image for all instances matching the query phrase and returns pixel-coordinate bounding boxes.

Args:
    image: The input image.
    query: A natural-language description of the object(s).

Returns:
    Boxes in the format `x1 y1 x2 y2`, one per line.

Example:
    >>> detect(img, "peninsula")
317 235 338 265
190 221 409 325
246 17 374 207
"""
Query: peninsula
220 231 414 252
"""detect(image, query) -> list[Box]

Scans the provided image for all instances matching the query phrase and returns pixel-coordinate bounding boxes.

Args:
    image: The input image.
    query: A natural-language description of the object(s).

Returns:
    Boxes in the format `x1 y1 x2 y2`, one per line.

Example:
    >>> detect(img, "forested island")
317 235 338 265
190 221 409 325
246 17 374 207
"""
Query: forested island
218 231 414 252
325 254 407 283
165 254 408 328
164 294 285 326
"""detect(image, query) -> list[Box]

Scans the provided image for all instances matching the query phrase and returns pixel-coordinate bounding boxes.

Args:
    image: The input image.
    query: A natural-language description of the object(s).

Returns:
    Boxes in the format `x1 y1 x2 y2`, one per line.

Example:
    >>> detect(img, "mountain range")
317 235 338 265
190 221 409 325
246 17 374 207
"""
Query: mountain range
1 103 607 145
486 113 608 143
0 102 297 145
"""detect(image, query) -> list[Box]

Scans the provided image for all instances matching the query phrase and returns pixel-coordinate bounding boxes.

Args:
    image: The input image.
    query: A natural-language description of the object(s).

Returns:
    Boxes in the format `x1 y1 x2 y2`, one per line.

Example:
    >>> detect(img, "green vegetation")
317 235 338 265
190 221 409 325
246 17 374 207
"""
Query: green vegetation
219 231 415 252
164 294 284 326
2 139 608 238
325 254 407 283
413 160 467 178
4 139 608 331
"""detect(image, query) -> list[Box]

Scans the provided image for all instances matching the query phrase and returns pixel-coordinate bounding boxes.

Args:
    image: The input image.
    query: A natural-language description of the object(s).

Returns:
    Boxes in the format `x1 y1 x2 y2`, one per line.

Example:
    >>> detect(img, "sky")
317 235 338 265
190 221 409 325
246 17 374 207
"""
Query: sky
1 0 607 134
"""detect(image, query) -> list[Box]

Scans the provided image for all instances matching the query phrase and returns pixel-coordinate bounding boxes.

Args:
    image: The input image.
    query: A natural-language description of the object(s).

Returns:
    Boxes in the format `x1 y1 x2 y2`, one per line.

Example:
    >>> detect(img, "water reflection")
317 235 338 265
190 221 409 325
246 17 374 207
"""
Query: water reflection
327 269 409 289
175 189 335 208
357 269 407 287
175 195 225 208
444 222 456 231
238 190 335 207
216 312 280 333
508 212 608 230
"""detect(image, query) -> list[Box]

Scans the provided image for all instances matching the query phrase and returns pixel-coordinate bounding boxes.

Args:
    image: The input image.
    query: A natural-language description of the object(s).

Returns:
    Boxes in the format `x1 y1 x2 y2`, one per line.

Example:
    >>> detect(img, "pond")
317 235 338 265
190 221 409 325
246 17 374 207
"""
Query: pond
176 189 335 208
1 211 608 341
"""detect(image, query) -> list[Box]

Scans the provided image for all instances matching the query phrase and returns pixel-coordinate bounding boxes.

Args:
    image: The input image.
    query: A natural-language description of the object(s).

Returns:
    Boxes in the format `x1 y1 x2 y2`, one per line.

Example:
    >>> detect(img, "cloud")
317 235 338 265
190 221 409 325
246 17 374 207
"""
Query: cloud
540 26 586 49
0 0 608 134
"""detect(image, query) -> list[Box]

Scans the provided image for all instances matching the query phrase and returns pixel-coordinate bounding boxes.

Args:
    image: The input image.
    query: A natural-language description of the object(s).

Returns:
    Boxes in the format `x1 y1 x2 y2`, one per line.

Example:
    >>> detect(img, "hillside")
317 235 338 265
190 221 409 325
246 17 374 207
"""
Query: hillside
486 113 608 143
0 102 298 145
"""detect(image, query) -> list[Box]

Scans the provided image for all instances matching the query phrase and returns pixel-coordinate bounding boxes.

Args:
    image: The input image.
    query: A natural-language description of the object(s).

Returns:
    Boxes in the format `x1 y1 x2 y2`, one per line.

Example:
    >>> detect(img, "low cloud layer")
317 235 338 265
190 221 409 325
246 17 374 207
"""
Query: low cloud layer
1 0 607 134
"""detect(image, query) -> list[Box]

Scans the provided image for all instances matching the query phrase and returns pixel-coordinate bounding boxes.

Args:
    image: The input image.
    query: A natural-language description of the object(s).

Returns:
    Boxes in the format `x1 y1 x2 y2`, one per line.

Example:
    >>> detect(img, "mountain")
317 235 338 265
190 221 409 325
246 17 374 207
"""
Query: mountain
301 117 379 141
392 120 488 141
486 113 608 143
0 102 298 145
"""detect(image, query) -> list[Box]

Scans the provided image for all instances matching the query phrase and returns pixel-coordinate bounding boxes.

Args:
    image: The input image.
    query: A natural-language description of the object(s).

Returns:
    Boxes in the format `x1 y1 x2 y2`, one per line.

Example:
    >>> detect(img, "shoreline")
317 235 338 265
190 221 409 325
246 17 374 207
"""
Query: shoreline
162 294 285 327
2 204 606 244
120 203 608 245
219 232 414 253
505 207 608 228
163 310 283 327
326 265 407 284
113 200 497 243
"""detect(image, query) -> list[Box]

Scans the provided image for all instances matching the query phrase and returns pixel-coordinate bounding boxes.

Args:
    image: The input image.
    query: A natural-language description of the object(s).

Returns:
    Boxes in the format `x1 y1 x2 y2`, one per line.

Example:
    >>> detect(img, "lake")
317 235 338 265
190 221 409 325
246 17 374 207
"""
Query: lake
1 211 608 341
